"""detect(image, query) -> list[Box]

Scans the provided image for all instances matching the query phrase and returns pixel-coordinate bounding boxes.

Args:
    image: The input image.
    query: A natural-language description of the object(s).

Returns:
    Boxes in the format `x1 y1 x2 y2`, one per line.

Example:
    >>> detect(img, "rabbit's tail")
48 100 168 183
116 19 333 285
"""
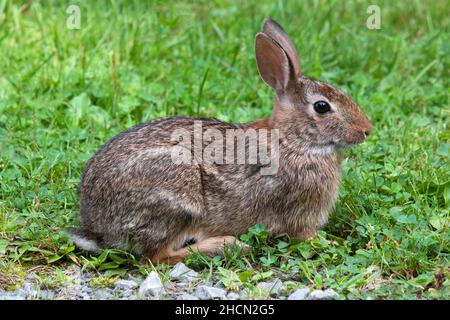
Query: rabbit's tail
66 228 101 253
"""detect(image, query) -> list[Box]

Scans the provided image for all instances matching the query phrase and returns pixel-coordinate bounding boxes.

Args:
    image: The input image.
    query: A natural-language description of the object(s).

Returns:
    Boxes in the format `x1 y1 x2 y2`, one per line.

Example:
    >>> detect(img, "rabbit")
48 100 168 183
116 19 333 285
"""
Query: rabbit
69 19 372 264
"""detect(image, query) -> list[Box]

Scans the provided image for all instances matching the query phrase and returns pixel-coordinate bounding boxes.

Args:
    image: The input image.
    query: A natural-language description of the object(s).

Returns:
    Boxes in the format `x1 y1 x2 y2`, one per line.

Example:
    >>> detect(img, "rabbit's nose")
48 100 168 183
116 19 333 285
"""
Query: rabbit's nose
363 121 372 137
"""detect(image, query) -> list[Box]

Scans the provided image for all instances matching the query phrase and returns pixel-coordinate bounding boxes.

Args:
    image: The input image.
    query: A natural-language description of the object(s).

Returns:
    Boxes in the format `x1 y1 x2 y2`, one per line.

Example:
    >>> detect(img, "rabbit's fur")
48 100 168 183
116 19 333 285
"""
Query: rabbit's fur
71 19 372 264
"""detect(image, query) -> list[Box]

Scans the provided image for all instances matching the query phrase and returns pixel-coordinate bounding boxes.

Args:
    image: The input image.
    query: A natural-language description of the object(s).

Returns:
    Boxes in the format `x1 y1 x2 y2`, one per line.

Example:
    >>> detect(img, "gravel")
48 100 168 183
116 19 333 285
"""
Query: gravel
93 288 113 300
169 262 199 283
0 291 25 300
39 290 56 300
256 278 283 297
15 282 36 299
176 294 200 300
226 292 240 300
194 285 227 300
138 271 166 298
115 279 139 290
307 289 339 300
121 289 134 297
0 266 341 300
288 288 311 300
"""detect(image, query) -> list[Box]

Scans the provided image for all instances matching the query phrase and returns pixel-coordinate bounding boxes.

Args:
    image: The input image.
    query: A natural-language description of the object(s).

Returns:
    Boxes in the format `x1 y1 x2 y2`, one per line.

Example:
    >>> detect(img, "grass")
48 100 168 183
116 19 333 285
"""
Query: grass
0 0 448 299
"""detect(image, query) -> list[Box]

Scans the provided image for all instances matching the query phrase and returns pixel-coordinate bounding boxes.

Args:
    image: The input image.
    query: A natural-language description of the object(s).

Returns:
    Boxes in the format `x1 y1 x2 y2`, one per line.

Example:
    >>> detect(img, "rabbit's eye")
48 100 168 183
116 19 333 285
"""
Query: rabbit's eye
313 101 331 114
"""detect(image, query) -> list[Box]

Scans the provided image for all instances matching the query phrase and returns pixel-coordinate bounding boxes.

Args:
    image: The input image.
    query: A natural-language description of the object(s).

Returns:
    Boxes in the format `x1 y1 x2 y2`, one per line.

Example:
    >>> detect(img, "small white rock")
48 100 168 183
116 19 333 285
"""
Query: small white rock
94 288 112 300
194 285 227 300
138 271 165 298
239 288 251 299
288 288 310 300
177 294 200 300
115 279 138 290
226 292 240 300
307 289 339 300
256 278 283 296
39 290 55 300
169 262 199 283
121 289 133 297
0 292 25 300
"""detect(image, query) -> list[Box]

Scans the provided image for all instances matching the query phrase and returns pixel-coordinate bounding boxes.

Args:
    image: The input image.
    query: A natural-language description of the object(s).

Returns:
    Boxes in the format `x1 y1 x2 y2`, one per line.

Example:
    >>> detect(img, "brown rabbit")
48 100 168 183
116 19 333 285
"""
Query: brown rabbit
70 19 372 264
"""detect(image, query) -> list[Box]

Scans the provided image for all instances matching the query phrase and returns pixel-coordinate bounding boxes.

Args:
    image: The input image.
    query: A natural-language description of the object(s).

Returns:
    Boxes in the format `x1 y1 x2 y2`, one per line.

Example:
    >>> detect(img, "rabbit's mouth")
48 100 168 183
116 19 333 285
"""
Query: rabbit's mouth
336 143 353 149
335 139 365 148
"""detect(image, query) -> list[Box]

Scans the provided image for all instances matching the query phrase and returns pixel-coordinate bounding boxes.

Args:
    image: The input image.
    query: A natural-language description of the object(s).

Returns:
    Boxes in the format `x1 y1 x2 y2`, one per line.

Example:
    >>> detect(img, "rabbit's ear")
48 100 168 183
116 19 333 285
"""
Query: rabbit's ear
262 19 301 77
255 32 291 92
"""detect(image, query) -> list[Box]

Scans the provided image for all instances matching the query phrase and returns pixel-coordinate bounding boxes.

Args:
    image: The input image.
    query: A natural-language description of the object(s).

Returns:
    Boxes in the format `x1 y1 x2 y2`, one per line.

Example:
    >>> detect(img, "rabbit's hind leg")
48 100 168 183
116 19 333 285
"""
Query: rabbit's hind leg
148 236 238 265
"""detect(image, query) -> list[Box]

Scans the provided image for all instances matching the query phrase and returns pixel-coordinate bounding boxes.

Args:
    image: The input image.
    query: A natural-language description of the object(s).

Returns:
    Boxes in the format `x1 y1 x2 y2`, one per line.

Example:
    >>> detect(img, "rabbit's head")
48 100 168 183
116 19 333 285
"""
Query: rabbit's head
255 19 372 150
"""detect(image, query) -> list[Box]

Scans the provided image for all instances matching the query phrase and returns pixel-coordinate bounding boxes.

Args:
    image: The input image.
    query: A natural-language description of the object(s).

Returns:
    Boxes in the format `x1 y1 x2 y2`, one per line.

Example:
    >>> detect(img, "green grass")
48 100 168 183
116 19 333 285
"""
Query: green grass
0 0 449 299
